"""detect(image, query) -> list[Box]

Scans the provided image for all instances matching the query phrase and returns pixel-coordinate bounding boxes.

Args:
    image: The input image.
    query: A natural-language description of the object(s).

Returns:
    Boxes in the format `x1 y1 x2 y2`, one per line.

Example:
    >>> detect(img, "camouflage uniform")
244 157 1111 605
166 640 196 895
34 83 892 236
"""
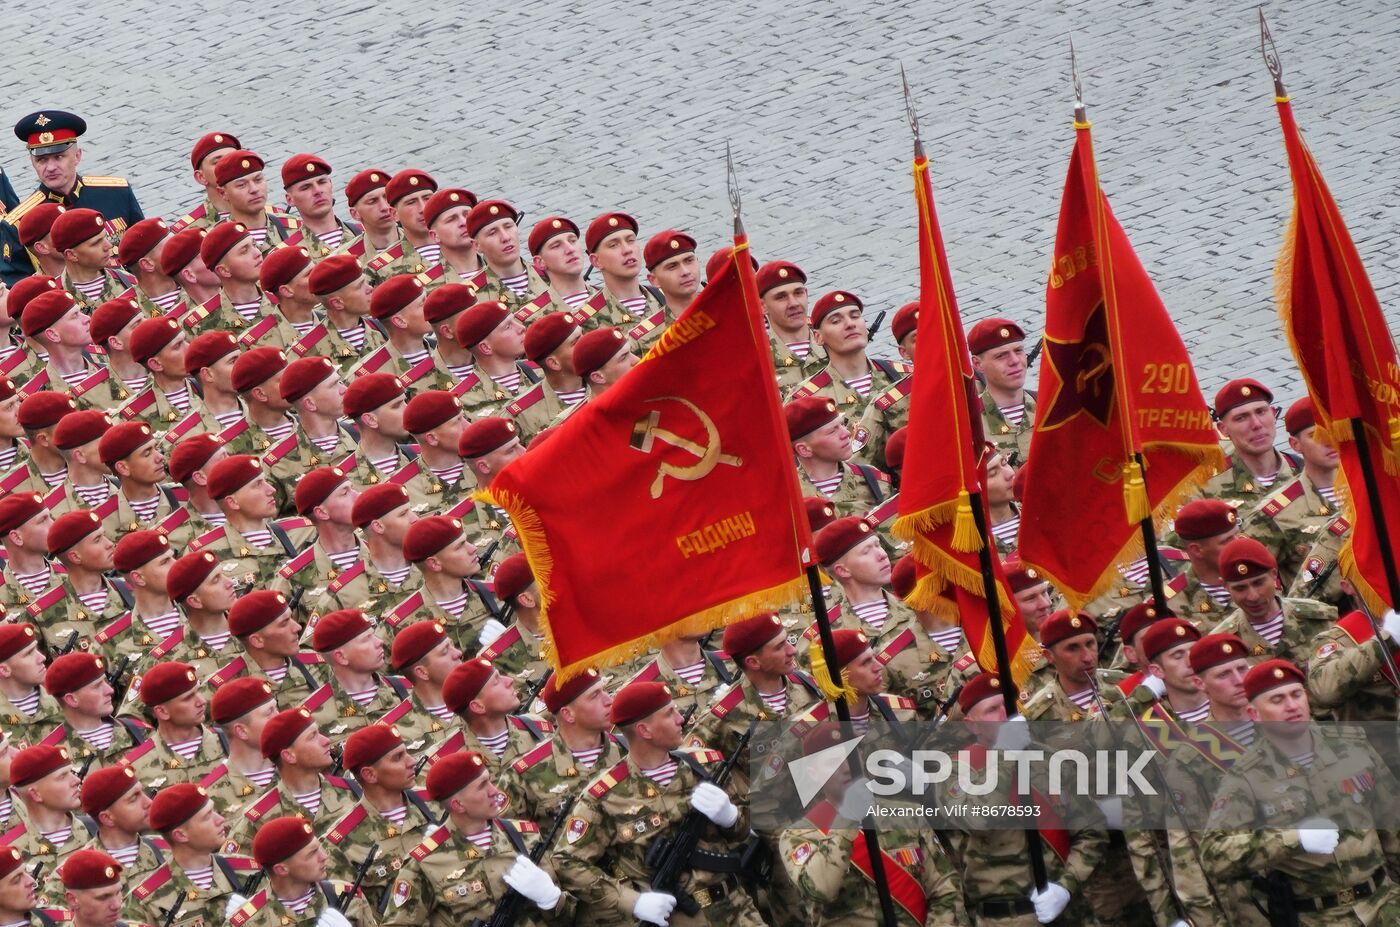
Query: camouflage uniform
786 359 912 421
365 239 436 288
504 731 627 826
507 379 578 445
476 261 549 307
309 673 412 742
53 716 150 768
61 267 134 313
769 332 826 395
979 387 1037 467
1287 515 1351 610
350 448 438 513
224 774 361 856
325 791 441 908
309 557 423 629
1164 566 1235 632
1211 597 1339 670
10 813 96 893
0 687 65 744
124 855 260 927
228 880 375 927
795 463 889 520
621 653 733 722
0 564 61 622
121 728 238 811
425 719 552 817
391 692 460 760
186 519 315 599
206 652 329 712
853 375 911 471
1308 620 1399 724
26 574 131 655
1200 450 1302 511
1241 473 1339 590
478 625 551 705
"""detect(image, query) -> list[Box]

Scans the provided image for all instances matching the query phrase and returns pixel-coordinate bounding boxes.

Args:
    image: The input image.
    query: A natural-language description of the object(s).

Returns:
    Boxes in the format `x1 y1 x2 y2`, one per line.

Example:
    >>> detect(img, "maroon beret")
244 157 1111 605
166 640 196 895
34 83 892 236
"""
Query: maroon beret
89 296 142 347
342 723 403 775
53 409 110 450
890 555 918 601
721 613 785 661
1039 610 1098 648
1141 618 1202 663
1218 536 1277 580
308 253 362 297
811 291 862 327
643 229 696 270
391 620 448 671
344 168 390 207
528 216 579 255
370 273 425 320
190 131 239 170
443 658 496 714
160 227 206 277
830 628 872 669
281 153 332 188
311 609 372 652
785 395 840 441
8 275 61 321
342 372 402 418
885 426 909 471
891 302 919 344
799 721 846 758
211 676 276 725
1214 378 1273 418
139 661 197 706
0 377 13 403
1173 499 1238 541
167 550 222 603
1190 633 1250 674
0 847 21 879
1002 556 1047 593
128 316 181 366
609 680 671 726
50 207 106 252
0 623 38 663
213 149 264 186
47 509 104 556
815 516 876 566
17 391 77 431
957 672 1005 712
541 666 602 715
116 217 169 267
232 346 287 393
487 557 533 609
403 390 460 435
252 815 316 868
1284 396 1316 435
81 764 140 816
279 355 336 403
261 707 315 760
99 420 155 467
21 289 79 337
403 514 464 563
228 589 292 637
804 496 838 536
259 244 312 295
294 465 349 516
168 433 223 484
1119 602 1167 650
458 416 517 459
585 212 638 253
385 168 437 205
0 491 44 533
465 199 519 238
425 750 488 801
11 743 72 786
524 312 579 364
206 453 264 500
148 783 211 832
423 282 476 325
454 300 509 349
351 483 409 528
967 318 1026 355
17 203 65 247
200 221 251 269
572 327 627 378
423 188 478 229
1244 658 1306 701
755 261 806 296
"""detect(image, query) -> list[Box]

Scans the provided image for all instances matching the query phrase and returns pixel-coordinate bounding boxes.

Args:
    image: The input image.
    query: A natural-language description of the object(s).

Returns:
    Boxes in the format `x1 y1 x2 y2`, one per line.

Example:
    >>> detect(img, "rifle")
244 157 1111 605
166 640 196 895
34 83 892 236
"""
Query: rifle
644 717 758 916
29 862 41 882
55 629 81 657
76 753 98 781
1253 870 1299 927
476 539 500 569
1305 557 1339 600
338 844 378 911
105 655 134 710
414 749 434 779
328 743 344 778
160 896 184 927
242 868 265 897
678 702 700 730
1097 610 1127 667
475 792 580 927
865 310 888 339
1025 335 1044 368
518 669 552 713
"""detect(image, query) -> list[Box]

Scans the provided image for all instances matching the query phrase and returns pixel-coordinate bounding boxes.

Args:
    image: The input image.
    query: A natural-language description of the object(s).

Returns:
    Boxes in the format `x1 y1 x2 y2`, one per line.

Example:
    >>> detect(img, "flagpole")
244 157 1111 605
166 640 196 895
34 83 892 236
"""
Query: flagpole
727 144 898 927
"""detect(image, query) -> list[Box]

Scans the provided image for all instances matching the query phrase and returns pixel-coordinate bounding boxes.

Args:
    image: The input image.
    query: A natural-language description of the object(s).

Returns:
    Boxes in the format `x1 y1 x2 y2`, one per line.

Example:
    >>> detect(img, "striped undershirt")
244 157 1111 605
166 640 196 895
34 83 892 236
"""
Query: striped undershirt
811 472 843 496
247 227 268 245
999 403 1025 426
165 386 191 412
1200 582 1232 606
327 548 359 572
73 278 105 302
246 766 277 788
672 660 706 685
76 722 115 750
129 494 161 523
639 759 679 787
425 703 454 723
500 271 530 296
850 599 889 632
849 708 871 737
1177 701 1211 724
844 373 872 397
0 445 15 469
291 319 316 336
1318 485 1338 507
560 291 590 308
13 569 50 597
1119 557 1151 586
493 369 522 393
1066 687 1097 713
1287 750 1315 769
402 348 430 366
478 728 510 757
262 419 296 442
242 529 273 549
380 565 412 585
929 627 964 654
74 483 112 507
232 300 261 322
448 362 475 379
1254 471 1279 490
417 243 442 265
990 514 1020 547
121 375 148 391
1225 720 1255 747
557 387 586 406
758 688 787 714
619 295 648 318
381 805 407 825
345 686 378 707
1250 611 1286 647
318 227 345 250
0 796 10 824
309 432 339 453
107 843 139 868
368 454 397 476
167 736 203 761
77 589 107 611
10 689 39 716
40 468 66 487
785 341 810 360
465 826 493 851
571 744 604 769
264 663 288 683
214 409 244 429
197 630 231 651
150 290 182 313
280 888 316 915
338 325 366 351
41 825 72 847
429 463 463 484
185 866 214 890
60 369 87 387
201 510 227 527
435 592 468 620
293 789 322 815
145 610 182 638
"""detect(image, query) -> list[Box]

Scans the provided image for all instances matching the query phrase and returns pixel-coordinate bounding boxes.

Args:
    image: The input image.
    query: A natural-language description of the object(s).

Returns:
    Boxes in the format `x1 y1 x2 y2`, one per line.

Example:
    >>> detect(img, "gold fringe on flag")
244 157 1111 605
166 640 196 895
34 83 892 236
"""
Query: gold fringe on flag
951 490 981 552
1122 460 1150 525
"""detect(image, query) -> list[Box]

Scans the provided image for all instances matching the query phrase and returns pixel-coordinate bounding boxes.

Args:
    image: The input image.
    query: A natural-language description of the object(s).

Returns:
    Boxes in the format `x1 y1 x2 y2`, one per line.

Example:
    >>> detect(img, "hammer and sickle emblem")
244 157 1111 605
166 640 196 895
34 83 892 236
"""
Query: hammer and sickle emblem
1075 343 1111 397
630 396 742 498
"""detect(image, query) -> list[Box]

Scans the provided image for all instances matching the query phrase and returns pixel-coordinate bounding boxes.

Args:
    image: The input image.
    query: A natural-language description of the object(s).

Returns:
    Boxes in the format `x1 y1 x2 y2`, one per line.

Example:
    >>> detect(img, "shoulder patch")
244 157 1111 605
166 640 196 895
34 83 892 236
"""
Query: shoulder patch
506 382 546 417
587 759 631 798
78 175 130 187
325 804 367 845
410 824 451 862
512 740 555 774
132 863 172 900
708 683 745 719
874 376 913 411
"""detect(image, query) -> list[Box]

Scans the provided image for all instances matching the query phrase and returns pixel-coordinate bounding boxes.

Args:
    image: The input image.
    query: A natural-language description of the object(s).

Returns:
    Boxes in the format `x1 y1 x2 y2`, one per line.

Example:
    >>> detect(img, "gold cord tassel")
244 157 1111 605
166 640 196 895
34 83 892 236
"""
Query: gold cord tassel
808 637 857 705
951 489 982 552
1123 460 1150 525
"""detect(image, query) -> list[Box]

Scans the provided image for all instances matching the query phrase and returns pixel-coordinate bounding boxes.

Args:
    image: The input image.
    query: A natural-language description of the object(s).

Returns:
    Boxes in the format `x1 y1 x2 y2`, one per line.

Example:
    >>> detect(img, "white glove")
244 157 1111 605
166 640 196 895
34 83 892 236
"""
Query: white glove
478 618 508 648
1028 881 1072 923
1169 921 1190 927
1382 609 1400 640
633 891 677 925
1139 674 1167 699
1095 797 1124 830
316 907 353 927
837 777 875 821
224 893 248 919
502 856 562 911
1297 817 1340 855
993 715 1032 751
689 781 739 828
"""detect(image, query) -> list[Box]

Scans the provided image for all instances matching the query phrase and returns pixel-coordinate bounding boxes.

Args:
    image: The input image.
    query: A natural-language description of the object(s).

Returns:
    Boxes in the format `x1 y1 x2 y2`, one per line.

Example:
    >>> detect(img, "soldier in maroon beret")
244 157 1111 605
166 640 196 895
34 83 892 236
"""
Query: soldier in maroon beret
181 130 241 231
528 215 598 319
281 153 359 259
237 706 357 849
76 764 165 891
50 207 133 312
585 211 666 339
0 624 54 737
307 609 411 739
342 373 430 505
470 199 550 310
309 253 387 371
757 260 822 390
1137 618 1210 724
212 150 298 253
18 203 68 277
785 394 888 518
416 187 479 288
1203 378 1303 510
40 510 121 653
438 657 546 798
399 514 505 654
1212 535 1337 669
27 288 104 386
1167 498 1241 627
459 416 522 492
131 782 248 927
161 225 222 308
1022 611 1126 722
791 290 910 429
120 216 186 319
10 743 85 870
571 326 636 400
508 311 585 443
283 464 360 598
388 620 465 753
249 815 375 925
643 229 699 314
46 649 148 766
124 663 234 805
0 491 57 617
166 433 228 530
209 677 278 804
1182 632 1254 738
344 168 398 261
365 169 439 287
967 316 1034 466
220 587 327 715
452 299 536 414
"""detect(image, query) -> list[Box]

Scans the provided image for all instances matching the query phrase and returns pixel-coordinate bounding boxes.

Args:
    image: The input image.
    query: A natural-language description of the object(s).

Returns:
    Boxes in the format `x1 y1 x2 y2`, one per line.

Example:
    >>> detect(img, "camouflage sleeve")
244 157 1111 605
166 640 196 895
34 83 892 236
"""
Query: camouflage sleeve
778 826 851 910
534 853 580 927
1124 829 1181 927
920 835 968 926
852 402 885 470
1240 505 1285 564
1199 771 1289 880
1306 633 1386 708
1165 824 1231 927
550 795 636 924
378 861 431 927
1059 821 1108 896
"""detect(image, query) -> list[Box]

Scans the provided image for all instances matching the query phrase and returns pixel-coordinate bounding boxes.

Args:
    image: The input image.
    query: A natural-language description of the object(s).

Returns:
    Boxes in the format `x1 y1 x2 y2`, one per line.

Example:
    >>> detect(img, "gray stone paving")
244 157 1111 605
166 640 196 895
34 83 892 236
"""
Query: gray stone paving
10 0 1400 402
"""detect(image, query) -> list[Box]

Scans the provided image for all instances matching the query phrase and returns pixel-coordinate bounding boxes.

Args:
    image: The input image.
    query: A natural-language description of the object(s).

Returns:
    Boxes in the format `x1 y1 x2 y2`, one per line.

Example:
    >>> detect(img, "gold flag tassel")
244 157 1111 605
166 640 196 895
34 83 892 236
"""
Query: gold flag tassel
1122 460 1150 525
1386 417 1400 477
950 489 981 552
808 637 857 705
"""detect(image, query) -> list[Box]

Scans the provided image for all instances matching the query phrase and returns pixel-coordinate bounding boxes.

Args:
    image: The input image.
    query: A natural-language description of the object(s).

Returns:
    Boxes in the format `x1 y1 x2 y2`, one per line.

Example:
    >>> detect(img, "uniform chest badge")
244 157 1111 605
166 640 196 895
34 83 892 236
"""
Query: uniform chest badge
565 817 588 844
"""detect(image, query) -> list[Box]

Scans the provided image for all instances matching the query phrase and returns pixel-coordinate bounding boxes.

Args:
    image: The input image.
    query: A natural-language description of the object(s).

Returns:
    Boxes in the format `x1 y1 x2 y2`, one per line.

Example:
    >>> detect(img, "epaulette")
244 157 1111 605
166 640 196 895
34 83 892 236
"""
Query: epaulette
25 584 67 617
147 627 185 660
410 824 451 862
325 560 366 594
325 774 354 790
278 546 317 579
429 730 465 761
325 804 368 845
509 714 552 734
679 746 725 765
19 369 51 396
93 612 132 645
71 366 111 400
885 359 914 375
1165 572 1189 595
302 684 335 713
509 818 540 833
237 313 281 348
161 412 203 445
188 526 226 552
155 506 190 539
875 628 916 663
388 458 422 487
199 762 229 790
345 238 367 259
952 653 978 672
444 496 474 519
512 740 554 774
208 657 249 688
787 704 830 738
506 382 546 417
366 242 406 270
628 309 666 342
291 322 328 357
1116 670 1145 696
178 294 219 329
3 191 46 225
0 346 30 378
228 888 269 927
873 376 913 411
0 820 24 844
351 345 392 378
450 371 483 399
296 651 325 666
120 737 157 766
41 484 66 511
37 908 68 924
1160 547 1186 562
513 289 554 321
876 693 917 711
381 698 415 727
79 175 130 188
1260 479 1306 518
865 494 900 528
261 433 298 466
627 660 662 683
219 853 260 871
242 786 283 823
217 417 250 444
273 516 313 533
479 625 521 661
399 356 436 388
132 862 172 900
38 725 66 747
588 759 631 798
385 591 424 629
708 683 745 719
171 203 208 233
1330 517 1351 536
788 370 833 400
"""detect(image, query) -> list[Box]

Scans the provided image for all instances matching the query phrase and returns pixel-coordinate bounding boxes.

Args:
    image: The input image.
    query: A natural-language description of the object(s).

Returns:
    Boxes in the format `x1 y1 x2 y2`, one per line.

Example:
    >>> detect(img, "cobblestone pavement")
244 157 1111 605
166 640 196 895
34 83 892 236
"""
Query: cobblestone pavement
9 0 1399 400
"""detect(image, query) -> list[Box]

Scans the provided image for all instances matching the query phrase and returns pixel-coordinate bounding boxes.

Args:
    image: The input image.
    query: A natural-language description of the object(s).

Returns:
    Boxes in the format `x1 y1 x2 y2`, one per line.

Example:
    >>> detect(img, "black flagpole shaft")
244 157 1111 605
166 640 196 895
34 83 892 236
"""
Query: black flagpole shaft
1134 452 1171 612
1346 420 1400 685
806 565 899 927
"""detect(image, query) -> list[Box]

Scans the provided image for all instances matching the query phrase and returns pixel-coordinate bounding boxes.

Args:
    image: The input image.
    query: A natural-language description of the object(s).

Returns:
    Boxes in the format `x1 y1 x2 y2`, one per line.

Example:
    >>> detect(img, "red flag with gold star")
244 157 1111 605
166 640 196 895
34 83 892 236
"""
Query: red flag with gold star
1018 118 1222 608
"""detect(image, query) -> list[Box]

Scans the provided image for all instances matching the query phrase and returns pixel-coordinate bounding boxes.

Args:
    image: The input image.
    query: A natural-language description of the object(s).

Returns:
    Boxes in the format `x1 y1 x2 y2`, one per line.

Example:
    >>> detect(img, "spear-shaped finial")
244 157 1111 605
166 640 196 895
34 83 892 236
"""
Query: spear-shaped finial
725 141 745 237
1259 8 1287 96
900 63 925 159
1070 37 1087 123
